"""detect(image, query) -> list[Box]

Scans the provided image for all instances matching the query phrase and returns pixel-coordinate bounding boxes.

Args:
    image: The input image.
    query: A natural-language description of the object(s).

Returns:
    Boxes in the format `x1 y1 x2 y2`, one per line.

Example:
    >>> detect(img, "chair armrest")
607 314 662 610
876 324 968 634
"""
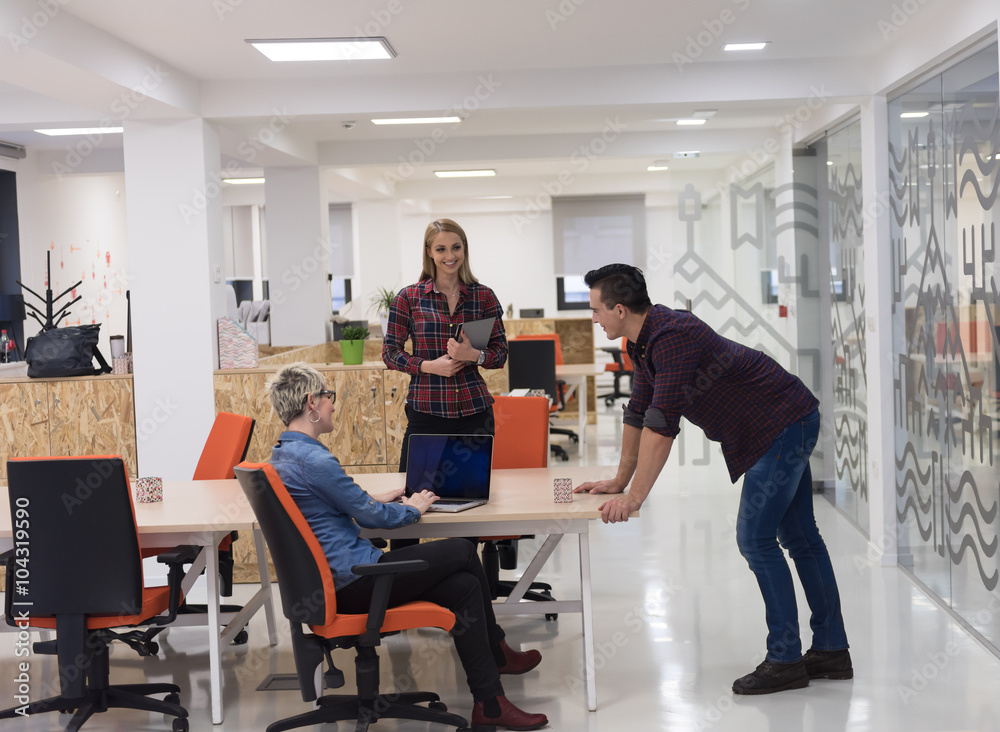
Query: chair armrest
350 559 429 645
150 544 201 625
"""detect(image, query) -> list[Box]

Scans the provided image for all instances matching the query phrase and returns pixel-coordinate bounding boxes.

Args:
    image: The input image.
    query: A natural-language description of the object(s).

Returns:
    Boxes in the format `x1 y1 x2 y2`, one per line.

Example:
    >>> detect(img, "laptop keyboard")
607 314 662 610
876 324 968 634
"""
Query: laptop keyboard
434 498 475 505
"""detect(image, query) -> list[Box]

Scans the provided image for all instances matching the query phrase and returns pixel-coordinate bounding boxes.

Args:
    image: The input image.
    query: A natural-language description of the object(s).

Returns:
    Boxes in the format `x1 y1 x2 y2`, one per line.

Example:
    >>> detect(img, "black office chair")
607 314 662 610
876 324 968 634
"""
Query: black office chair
0 456 197 732
599 338 634 406
234 463 469 732
508 338 577 461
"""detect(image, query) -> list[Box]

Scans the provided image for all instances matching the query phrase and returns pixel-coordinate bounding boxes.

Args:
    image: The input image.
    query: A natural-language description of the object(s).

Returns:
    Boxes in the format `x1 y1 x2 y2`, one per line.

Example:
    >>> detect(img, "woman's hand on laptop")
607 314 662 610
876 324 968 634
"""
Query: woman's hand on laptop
402 490 439 514
369 485 406 503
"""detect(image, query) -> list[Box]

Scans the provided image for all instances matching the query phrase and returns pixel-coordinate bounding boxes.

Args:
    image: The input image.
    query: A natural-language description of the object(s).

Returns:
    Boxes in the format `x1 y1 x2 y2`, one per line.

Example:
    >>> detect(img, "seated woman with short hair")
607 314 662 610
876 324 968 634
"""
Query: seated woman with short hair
265 362 548 731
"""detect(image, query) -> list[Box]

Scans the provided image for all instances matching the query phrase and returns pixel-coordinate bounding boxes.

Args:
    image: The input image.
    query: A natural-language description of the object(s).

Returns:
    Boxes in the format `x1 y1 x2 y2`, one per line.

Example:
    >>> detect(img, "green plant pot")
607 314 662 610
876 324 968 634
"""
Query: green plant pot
340 339 365 365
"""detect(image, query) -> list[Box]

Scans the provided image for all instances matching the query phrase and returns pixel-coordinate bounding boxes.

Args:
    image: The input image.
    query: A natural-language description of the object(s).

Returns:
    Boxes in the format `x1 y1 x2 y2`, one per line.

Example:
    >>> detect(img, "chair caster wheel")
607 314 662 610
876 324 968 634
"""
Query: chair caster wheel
428 700 448 712
605 398 615 407
172 718 189 732
164 693 180 707
233 628 249 645
140 641 159 656
546 613 558 621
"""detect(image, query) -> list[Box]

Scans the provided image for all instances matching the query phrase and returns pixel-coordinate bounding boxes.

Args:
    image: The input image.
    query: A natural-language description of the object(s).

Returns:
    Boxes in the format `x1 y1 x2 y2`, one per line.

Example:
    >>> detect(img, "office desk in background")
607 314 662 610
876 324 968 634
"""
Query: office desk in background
0 479 278 726
355 465 636 712
556 363 609 448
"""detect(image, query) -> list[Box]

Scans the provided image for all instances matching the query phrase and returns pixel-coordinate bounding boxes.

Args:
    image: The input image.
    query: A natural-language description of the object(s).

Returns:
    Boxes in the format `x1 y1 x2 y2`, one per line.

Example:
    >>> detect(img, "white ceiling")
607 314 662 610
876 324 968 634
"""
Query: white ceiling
0 0 973 202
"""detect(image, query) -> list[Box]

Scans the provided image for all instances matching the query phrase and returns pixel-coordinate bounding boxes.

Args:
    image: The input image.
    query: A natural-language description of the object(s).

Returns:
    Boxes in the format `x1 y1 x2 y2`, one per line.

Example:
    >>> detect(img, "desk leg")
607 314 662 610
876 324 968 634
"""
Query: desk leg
578 376 588 448
579 530 596 711
206 543 225 725
254 527 278 646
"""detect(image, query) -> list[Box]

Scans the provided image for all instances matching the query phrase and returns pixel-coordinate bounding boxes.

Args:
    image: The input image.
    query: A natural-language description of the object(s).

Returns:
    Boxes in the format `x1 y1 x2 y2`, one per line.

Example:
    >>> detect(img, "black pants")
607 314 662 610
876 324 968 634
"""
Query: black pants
392 405 495 551
336 538 506 701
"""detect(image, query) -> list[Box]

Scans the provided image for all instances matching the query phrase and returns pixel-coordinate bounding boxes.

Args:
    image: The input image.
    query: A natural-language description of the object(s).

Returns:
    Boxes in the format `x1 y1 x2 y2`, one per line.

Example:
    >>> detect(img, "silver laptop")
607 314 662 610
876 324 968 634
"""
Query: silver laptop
404 434 493 512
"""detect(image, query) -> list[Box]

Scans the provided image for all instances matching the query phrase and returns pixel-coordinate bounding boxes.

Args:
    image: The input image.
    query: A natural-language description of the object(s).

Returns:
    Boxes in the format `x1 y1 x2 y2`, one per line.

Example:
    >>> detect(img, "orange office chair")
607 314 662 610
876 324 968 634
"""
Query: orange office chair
509 334 579 460
133 411 255 654
0 456 196 732
234 463 469 732
599 337 634 406
480 396 557 618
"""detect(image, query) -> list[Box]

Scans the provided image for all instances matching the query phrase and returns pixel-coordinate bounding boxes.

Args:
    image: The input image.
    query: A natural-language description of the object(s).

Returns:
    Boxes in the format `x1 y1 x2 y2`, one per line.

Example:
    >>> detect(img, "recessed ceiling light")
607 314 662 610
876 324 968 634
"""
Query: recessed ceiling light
434 170 495 178
724 42 768 51
371 117 461 125
672 151 700 158
247 37 395 62
35 127 123 136
900 112 929 118
676 119 707 126
222 177 265 185
827 161 834 165
647 165 670 171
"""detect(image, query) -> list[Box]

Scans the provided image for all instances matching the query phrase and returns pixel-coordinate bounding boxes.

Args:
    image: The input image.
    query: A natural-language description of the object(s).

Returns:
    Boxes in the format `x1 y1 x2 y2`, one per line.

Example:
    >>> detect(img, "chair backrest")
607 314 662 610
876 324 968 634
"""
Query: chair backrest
193 412 255 480
492 396 549 469
6 456 143 616
508 339 558 404
619 337 634 371
514 333 564 365
234 463 336 627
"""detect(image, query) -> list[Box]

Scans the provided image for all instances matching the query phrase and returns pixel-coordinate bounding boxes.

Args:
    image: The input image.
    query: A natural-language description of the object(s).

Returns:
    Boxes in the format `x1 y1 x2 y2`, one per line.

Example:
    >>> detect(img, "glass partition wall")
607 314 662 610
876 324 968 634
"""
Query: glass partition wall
826 120 870 533
890 43 1000 646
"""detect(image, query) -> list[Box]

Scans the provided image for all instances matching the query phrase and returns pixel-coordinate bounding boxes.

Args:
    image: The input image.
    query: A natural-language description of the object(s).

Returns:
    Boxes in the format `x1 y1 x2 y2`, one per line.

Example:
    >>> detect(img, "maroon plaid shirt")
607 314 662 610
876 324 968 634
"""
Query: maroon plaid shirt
382 279 507 419
625 305 819 482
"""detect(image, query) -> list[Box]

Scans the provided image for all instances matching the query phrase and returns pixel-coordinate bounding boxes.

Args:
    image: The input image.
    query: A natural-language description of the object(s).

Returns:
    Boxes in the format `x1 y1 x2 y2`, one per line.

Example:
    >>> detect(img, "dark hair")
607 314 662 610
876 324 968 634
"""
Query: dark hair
584 264 652 312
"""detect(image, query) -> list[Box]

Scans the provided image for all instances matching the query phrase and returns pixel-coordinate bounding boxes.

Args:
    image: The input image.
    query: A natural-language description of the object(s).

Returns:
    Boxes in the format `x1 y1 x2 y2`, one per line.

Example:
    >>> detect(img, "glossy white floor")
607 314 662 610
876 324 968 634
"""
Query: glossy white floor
4 409 1000 731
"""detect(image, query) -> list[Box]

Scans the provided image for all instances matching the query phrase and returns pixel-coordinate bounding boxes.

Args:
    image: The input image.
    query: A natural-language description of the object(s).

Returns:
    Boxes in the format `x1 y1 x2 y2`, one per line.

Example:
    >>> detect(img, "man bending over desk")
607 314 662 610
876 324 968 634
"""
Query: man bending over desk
574 263 851 696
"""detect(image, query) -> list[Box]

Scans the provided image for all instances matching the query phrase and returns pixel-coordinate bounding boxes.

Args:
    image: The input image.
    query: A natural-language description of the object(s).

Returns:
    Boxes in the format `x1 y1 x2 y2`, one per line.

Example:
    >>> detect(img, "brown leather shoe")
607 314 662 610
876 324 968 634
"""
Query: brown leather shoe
472 695 548 731
496 639 542 675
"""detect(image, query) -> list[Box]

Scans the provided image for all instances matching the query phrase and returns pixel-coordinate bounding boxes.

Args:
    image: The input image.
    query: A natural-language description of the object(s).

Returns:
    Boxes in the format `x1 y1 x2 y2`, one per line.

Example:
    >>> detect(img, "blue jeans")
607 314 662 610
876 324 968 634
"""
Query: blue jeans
736 409 848 662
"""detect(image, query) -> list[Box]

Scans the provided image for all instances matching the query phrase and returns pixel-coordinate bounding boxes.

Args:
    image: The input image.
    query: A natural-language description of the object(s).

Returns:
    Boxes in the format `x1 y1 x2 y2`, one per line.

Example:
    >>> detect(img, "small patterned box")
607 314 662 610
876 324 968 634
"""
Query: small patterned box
553 478 573 503
112 354 132 374
134 476 163 503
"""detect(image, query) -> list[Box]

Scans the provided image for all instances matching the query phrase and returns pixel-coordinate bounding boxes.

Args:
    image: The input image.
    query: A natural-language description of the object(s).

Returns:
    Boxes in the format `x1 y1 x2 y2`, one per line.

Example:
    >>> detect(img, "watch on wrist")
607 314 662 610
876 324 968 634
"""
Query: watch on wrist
476 349 486 365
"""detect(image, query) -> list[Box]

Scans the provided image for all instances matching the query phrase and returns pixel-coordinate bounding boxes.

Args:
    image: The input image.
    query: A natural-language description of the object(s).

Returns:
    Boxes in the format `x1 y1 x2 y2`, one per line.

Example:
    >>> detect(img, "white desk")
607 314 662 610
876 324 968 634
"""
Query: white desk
354 465 636 712
556 363 608 448
0 479 278 726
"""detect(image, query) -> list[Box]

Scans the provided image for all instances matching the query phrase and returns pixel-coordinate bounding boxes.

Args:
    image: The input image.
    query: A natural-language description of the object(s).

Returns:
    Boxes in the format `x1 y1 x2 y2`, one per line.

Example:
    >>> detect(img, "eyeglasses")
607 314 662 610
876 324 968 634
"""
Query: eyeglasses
313 389 336 404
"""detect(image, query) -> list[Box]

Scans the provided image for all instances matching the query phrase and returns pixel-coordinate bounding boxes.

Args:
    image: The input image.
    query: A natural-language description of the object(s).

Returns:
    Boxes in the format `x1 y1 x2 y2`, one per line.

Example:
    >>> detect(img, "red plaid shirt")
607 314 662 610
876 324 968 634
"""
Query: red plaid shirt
382 279 507 419
626 305 819 482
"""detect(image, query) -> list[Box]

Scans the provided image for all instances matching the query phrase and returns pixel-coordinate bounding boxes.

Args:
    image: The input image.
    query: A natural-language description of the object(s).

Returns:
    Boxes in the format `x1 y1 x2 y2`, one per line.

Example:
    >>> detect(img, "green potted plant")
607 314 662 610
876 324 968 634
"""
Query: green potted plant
368 286 397 336
339 324 369 365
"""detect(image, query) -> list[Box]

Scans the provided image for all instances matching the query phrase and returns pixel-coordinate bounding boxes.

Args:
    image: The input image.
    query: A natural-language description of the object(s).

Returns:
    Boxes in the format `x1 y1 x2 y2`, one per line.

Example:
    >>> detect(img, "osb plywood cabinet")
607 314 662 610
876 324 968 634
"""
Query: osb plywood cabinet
0 375 137 483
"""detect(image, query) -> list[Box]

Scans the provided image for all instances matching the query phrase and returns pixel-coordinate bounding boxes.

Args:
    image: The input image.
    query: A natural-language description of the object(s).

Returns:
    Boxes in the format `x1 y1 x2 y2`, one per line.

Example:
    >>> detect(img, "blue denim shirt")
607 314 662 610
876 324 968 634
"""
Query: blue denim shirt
270 431 420 589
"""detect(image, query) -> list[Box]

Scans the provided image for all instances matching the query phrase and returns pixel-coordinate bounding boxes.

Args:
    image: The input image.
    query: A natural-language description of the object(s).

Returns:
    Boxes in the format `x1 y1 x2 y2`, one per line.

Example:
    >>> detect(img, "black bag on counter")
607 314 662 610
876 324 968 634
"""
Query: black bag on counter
25 324 112 378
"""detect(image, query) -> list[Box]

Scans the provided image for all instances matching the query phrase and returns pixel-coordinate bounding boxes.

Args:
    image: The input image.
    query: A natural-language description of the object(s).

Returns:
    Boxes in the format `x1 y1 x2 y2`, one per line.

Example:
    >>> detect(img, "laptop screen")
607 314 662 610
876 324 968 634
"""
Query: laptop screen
404 434 493 500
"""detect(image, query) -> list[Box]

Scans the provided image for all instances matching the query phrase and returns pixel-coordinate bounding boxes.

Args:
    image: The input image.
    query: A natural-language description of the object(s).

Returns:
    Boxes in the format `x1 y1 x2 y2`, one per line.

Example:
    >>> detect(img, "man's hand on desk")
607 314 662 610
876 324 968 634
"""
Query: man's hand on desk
597 494 641 524
573 478 626 495
402 490 438 515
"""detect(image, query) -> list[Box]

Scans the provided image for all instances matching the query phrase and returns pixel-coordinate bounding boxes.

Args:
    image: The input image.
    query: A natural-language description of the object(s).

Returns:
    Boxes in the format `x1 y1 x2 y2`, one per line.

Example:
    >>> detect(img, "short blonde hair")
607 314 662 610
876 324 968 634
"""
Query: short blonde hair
265 363 326 426
420 218 479 285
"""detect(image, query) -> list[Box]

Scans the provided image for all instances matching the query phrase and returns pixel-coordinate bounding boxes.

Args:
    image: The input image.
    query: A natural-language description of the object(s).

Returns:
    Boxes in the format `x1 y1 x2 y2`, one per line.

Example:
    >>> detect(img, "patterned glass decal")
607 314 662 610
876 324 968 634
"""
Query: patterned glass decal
891 44 1000 618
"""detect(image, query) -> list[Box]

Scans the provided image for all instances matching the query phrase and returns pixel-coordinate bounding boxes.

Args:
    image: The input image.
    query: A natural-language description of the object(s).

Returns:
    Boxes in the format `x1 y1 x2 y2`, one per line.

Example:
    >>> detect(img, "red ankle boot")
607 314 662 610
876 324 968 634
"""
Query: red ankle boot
496 639 542 675
472 695 548 730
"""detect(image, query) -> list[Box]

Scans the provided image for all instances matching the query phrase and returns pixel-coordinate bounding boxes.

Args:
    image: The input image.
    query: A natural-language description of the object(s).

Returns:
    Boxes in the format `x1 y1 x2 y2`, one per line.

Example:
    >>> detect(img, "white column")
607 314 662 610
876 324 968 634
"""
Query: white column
860 95 897 565
263 167 328 346
347 200 405 321
124 119 226 479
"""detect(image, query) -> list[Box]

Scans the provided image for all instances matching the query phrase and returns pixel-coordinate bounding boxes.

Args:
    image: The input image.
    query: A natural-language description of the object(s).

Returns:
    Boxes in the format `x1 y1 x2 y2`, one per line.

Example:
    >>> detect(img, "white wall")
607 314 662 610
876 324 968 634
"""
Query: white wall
18 170 130 359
